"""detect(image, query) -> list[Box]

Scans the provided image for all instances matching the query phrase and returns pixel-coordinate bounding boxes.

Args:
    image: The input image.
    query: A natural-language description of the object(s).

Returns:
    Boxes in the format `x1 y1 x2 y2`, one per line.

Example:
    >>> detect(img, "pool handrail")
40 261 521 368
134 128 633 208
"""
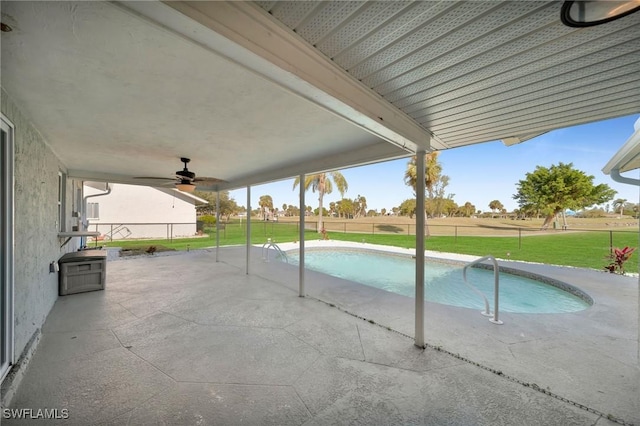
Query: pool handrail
462 255 503 325
261 239 288 263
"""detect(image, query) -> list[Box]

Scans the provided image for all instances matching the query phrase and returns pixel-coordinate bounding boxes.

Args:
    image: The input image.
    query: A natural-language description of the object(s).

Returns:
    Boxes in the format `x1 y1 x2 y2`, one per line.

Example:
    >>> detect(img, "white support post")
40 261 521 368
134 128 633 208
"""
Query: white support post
415 150 426 348
215 191 220 262
246 186 251 275
299 174 305 297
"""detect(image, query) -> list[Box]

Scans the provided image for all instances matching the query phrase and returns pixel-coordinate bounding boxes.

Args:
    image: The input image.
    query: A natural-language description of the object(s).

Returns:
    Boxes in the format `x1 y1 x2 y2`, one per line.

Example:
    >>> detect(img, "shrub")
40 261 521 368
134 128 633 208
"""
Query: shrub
604 246 636 275
199 215 216 226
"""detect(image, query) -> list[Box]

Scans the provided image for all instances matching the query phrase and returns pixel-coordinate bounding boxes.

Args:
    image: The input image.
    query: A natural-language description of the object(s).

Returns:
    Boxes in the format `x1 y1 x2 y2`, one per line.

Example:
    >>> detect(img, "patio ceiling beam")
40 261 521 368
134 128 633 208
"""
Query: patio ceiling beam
212 141 411 192
118 1 432 153
69 140 410 192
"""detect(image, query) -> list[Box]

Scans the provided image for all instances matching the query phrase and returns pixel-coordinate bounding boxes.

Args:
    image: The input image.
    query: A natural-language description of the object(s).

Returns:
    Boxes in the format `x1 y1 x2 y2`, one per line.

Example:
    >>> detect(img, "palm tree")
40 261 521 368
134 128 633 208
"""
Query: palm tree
258 195 273 220
404 152 442 198
354 194 367 218
293 172 348 232
613 198 627 218
405 151 442 235
463 202 475 217
489 200 504 217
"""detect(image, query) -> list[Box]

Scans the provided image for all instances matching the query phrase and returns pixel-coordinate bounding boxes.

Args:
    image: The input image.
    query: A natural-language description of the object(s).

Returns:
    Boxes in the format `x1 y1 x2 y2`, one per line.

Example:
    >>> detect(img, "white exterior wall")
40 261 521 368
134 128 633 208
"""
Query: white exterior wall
2 88 81 361
84 184 198 240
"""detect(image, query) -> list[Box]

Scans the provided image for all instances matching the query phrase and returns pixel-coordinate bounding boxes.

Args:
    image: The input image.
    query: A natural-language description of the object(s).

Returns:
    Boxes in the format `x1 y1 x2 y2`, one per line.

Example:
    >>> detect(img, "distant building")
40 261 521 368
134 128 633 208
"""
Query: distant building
84 182 208 241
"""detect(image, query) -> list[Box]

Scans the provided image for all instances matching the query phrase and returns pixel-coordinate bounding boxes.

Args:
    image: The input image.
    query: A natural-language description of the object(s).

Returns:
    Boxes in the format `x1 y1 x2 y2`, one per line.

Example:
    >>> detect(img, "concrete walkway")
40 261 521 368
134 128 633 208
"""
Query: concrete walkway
4 246 637 425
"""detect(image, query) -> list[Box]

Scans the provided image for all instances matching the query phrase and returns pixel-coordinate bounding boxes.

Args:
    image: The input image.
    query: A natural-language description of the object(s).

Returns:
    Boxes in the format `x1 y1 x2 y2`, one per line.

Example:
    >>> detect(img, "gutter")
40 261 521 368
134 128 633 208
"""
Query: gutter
81 183 111 247
610 168 640 187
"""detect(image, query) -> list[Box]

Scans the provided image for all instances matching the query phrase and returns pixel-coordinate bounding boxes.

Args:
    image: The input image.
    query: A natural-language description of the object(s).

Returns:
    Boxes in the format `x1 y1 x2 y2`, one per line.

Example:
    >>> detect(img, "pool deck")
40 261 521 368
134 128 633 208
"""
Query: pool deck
2 242 638 425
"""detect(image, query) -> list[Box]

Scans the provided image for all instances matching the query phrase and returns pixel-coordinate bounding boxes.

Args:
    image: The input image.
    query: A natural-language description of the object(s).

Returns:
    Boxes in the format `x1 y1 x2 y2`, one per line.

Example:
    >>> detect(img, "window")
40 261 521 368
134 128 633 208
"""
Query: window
86 202 100 220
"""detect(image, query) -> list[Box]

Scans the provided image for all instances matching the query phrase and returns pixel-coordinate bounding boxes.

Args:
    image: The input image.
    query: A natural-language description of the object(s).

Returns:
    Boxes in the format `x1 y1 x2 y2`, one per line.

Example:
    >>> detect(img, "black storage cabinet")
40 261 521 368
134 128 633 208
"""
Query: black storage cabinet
58 250 107 296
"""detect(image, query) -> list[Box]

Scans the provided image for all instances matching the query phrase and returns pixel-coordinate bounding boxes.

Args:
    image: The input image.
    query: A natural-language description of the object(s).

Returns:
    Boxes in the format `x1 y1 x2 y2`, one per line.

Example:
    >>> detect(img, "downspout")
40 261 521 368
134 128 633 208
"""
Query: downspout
81 183 111 247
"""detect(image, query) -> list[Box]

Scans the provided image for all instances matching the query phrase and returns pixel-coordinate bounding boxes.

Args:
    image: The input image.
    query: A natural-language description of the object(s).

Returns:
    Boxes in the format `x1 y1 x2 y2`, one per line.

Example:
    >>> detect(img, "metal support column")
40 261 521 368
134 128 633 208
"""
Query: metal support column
299 173 305 297
215 191 220 262
246 186 251 275
415 150 426 349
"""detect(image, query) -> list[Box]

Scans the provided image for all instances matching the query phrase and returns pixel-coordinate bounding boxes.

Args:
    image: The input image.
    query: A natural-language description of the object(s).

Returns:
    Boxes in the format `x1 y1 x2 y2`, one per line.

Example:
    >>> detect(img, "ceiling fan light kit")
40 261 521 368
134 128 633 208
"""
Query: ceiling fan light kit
175 182 196 193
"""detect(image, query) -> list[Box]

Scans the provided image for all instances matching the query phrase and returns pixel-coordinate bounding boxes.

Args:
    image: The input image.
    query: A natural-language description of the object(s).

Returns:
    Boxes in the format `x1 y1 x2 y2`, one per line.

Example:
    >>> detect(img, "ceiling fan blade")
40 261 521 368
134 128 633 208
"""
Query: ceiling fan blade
193 177 227 185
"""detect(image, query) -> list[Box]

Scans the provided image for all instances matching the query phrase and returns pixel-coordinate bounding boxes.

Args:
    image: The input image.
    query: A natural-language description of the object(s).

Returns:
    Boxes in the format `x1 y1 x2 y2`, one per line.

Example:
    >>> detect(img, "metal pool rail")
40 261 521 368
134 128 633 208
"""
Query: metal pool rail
262 239 288 263
463 255 503 325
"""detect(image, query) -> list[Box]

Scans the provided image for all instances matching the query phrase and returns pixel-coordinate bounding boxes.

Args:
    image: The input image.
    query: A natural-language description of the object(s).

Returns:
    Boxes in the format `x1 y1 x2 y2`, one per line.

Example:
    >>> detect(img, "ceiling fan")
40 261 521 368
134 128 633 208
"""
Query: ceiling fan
134 157 225 192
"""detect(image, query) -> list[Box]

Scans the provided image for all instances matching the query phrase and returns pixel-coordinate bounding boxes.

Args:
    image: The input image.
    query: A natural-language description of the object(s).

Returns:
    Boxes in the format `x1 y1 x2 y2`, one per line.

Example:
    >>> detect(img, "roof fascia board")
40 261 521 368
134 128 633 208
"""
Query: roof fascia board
118 0 432 152
602 126 640 174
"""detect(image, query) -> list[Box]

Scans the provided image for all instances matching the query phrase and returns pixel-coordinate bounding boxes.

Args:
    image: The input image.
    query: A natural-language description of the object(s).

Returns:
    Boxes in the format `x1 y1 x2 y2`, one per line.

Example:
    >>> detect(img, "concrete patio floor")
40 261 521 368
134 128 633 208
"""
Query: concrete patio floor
3 245 638 425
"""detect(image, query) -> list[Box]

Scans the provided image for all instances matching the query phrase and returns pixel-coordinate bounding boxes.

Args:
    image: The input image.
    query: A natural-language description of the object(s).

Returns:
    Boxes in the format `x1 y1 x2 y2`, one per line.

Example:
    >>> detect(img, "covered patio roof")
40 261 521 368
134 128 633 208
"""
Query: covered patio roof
1 1 639 191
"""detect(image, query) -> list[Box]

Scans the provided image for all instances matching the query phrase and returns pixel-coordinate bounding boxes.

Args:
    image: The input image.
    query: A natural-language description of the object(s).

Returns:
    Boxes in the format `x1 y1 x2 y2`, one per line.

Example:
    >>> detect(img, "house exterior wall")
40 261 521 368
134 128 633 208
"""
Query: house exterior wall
84 184 197 240
2 88 81 360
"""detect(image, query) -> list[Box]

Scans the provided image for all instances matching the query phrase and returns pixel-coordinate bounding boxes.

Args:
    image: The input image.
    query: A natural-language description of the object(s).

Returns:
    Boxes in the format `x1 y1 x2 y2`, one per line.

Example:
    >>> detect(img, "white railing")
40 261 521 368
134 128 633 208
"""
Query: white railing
462 255 503 325
261 239 288 263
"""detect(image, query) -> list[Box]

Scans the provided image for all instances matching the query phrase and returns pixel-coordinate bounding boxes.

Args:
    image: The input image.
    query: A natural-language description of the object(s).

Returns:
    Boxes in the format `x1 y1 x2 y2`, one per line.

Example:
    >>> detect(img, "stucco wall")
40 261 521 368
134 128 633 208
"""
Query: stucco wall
85 184 197 239
2 88 80 358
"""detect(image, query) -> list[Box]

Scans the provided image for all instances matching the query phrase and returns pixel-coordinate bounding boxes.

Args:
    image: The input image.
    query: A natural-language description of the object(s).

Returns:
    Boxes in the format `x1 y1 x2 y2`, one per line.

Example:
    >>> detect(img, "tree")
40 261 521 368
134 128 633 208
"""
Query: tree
399 199 417 218
405 151 443 234
193 190 241 221
258 195 273 220
336 198 355 218
293 172 348 232
286 204 299 217
513 163 616 229
354 194 367 218
489 200 504 216
441 197 458 217
462 202 476 217
404 151 442 197
613 198 627 218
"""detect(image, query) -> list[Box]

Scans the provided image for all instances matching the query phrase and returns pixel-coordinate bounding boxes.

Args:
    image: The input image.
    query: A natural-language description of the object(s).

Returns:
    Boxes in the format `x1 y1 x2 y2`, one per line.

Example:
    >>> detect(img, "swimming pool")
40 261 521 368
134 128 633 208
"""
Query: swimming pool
286 248 591 314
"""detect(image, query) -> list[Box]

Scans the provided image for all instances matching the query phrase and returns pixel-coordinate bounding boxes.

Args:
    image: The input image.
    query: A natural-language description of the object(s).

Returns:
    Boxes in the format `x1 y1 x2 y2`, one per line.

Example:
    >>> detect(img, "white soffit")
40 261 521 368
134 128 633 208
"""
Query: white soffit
153 0 432 151
0 1 415 193
256 1 640 148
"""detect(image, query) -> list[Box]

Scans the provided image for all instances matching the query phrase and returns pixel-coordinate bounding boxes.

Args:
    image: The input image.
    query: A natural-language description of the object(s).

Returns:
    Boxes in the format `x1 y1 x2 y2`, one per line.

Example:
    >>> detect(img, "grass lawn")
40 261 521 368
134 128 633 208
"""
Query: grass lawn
102 220 639 273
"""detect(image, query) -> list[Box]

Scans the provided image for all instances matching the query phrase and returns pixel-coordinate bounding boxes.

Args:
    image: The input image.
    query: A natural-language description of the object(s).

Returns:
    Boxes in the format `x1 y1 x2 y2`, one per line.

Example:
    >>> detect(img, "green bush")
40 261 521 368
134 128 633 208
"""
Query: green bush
199 215 216 226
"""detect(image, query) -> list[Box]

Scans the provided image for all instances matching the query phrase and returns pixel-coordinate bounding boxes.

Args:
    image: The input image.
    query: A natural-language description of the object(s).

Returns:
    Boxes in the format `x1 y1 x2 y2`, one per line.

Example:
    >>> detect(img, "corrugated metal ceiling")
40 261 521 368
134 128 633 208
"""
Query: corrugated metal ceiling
255 1 640 149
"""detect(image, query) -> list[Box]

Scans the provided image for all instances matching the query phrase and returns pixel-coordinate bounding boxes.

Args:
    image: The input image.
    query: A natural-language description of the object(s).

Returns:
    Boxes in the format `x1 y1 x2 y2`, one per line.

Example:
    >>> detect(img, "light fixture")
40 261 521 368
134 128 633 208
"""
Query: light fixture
561 0 640 27
175 181 196 193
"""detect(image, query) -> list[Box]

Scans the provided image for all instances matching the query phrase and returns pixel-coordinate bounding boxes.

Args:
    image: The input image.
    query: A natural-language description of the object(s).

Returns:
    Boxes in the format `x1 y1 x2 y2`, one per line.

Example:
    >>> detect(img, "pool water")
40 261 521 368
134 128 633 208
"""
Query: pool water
287 249 590 314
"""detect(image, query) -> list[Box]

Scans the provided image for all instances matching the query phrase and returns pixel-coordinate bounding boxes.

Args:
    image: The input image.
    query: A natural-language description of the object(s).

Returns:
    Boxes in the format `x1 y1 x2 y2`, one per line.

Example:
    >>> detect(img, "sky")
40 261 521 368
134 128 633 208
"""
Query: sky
231 114 640 214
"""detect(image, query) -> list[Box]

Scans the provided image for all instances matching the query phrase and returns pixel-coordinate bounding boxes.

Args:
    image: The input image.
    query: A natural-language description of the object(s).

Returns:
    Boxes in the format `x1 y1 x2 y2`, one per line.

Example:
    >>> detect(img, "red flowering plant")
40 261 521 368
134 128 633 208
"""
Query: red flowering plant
604 246 636 275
